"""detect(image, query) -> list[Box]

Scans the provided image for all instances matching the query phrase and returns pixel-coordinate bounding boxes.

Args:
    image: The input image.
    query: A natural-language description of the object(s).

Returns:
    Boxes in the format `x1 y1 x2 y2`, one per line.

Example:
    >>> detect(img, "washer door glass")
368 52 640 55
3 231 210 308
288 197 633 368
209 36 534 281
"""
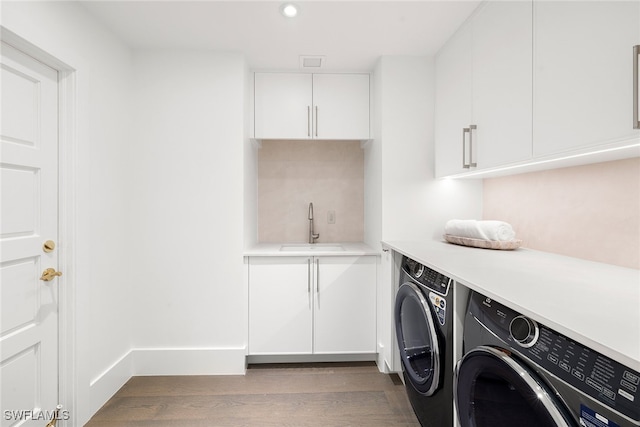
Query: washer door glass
394 282 440 396
455 346 574 427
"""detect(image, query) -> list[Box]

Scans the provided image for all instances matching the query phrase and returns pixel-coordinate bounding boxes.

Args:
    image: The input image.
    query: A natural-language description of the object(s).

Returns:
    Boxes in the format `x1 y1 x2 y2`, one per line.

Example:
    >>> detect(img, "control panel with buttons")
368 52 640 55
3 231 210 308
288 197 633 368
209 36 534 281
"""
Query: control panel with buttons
401 257 451 297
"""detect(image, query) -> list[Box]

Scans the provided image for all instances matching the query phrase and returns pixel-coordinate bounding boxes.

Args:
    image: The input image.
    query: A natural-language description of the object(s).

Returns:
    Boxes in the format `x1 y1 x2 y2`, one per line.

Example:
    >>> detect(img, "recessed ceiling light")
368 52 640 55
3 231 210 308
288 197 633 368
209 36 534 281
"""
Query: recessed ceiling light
280 3 298 18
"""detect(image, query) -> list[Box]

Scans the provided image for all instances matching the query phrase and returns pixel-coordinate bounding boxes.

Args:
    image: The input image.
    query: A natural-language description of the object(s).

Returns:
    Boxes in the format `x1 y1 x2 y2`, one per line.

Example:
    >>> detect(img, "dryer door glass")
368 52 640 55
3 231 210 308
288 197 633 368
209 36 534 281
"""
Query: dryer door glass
455 346 573 427
395 283 440 396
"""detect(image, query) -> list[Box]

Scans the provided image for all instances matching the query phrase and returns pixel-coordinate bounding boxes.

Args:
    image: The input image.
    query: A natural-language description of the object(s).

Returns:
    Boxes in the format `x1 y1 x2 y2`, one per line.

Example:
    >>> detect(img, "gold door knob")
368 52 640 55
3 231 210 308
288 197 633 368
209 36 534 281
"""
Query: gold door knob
40 268 62 281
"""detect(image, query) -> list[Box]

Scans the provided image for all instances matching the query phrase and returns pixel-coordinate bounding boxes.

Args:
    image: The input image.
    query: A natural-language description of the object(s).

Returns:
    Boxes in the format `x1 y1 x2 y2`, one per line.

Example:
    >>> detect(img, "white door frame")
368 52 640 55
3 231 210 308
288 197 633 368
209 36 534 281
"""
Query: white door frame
1 26 78 426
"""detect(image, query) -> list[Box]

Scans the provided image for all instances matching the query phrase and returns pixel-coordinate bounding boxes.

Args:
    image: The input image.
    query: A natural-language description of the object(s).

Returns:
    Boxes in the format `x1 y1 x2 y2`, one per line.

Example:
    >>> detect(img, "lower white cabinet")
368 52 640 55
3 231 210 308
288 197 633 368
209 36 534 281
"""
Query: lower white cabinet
248 256 376 355
249 257 312 354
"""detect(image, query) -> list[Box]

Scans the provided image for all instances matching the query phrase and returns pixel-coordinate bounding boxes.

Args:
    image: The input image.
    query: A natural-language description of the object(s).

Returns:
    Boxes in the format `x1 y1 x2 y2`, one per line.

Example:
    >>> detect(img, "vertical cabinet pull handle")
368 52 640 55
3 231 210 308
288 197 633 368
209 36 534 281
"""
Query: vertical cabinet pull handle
469 124 477 167
307 258 311 294
315 259 319 294
634 45 639 129
315 258 320 306
307 106 311 136
462 125 478 169
307 258 313 310
315 106 319 137
462 127 470 168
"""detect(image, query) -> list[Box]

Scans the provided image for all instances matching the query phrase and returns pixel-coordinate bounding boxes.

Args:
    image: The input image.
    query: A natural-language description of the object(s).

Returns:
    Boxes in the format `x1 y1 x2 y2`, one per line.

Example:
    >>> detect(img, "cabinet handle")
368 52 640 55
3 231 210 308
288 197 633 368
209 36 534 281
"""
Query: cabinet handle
462 127 470 168
315 258 320 305
307 258 311 294
315 258 319 294
307 106 311 137
634 45 639 129
469 124 477 167
315 106 319 137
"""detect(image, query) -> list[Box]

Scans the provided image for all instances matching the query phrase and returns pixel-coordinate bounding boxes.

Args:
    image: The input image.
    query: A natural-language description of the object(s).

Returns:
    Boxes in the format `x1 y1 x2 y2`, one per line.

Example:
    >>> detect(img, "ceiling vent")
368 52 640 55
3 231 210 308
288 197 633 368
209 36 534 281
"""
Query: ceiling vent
300 55 325 69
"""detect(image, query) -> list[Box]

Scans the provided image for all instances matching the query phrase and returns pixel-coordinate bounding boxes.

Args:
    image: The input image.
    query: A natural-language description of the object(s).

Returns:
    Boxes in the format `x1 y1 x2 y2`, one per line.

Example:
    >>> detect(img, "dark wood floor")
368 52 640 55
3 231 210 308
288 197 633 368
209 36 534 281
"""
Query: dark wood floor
85 362 420 426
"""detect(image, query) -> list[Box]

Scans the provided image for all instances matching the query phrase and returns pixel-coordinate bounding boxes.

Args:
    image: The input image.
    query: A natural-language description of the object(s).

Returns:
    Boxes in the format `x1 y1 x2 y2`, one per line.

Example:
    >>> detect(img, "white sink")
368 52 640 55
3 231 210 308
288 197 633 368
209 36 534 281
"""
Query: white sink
279 244 344 252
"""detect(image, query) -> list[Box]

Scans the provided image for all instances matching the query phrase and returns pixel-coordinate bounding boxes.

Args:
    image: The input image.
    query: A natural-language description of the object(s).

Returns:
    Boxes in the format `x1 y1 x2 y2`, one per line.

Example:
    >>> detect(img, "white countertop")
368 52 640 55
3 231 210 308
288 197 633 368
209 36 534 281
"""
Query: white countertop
244 242 379 257
383 239 640 371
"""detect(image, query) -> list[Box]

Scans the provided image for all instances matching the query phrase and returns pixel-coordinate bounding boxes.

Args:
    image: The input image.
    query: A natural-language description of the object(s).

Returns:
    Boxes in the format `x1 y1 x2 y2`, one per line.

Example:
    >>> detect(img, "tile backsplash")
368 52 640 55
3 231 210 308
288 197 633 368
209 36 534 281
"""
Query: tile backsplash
483 157 640 269
258 140 364 243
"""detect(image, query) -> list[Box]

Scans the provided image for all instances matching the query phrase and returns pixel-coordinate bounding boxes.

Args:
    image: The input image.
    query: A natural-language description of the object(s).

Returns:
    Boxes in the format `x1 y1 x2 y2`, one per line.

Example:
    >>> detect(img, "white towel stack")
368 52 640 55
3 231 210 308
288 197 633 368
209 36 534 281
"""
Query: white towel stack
445 219 516 242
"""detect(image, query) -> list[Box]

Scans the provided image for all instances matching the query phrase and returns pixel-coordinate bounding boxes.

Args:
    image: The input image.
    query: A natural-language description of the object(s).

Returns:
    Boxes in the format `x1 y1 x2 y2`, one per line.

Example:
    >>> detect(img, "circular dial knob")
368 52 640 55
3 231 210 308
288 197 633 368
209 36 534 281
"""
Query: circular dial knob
509 316 539 348
411 263 425 279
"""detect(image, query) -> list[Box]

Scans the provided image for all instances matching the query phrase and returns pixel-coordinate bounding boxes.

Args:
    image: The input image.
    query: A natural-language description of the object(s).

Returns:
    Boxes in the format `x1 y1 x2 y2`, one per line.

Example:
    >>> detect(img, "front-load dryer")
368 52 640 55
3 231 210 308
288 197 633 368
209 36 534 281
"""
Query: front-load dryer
394 256 454 427
456 291 640 427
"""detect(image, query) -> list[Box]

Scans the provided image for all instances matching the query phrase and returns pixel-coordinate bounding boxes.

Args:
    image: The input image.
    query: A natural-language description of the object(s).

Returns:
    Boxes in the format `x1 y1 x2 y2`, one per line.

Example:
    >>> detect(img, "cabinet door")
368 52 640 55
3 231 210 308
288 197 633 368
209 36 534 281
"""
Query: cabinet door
435 23 473 178
312 74 370 140
473 1 533 168
254 73 312 140
533 1 640 157
313 256 376 354
248 257 312 355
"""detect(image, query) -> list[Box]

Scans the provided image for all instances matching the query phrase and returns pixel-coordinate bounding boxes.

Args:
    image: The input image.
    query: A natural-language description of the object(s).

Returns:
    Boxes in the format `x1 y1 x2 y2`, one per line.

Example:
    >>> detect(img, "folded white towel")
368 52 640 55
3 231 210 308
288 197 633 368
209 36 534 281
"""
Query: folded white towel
445 219 516 242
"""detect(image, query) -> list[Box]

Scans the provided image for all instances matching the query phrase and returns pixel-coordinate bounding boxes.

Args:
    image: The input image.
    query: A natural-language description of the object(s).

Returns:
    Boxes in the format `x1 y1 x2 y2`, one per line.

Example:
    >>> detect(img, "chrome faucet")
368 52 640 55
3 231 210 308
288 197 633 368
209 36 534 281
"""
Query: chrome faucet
308 202 319 244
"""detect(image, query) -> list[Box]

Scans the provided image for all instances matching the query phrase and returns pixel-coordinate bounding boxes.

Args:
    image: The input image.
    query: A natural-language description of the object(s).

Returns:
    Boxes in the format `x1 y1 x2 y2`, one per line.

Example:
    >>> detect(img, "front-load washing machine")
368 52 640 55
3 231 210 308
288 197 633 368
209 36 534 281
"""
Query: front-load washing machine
394 256 454 427
456 291 640 427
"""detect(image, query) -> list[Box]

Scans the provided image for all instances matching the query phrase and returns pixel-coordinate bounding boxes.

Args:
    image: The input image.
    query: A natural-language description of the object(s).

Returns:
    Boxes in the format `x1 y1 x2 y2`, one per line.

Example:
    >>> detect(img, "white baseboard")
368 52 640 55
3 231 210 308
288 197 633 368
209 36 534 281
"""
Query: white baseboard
132 347 247 376
247 353 377 365
88 347 246 421
376 343 389 373
88 351 134 416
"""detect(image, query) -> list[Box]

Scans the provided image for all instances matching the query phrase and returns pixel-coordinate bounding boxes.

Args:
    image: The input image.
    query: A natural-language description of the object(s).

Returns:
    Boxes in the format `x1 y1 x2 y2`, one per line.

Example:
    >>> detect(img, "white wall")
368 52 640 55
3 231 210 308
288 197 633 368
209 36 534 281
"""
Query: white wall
366 56 482 372
2 5 251 424
244 65 258 250
2 3 484 422
364 67 383 253
372 56 482 243
1 2 134 424
128 50 247 372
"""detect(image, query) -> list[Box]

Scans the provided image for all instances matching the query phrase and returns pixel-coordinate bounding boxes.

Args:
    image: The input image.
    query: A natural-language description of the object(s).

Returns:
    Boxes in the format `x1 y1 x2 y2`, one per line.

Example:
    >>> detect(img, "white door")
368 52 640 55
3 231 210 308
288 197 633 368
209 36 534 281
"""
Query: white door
1 42 60 426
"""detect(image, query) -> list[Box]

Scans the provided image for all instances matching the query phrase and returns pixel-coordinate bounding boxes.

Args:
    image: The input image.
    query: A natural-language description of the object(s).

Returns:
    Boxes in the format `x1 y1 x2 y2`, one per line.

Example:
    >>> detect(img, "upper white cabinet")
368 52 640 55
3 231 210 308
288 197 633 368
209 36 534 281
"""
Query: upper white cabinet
435 1 533 177
254 72 370 140
533 1 640 157
254 73 312 140
436 0 640 178
473 2 533 169
434 22 473 178
312 74 371 140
